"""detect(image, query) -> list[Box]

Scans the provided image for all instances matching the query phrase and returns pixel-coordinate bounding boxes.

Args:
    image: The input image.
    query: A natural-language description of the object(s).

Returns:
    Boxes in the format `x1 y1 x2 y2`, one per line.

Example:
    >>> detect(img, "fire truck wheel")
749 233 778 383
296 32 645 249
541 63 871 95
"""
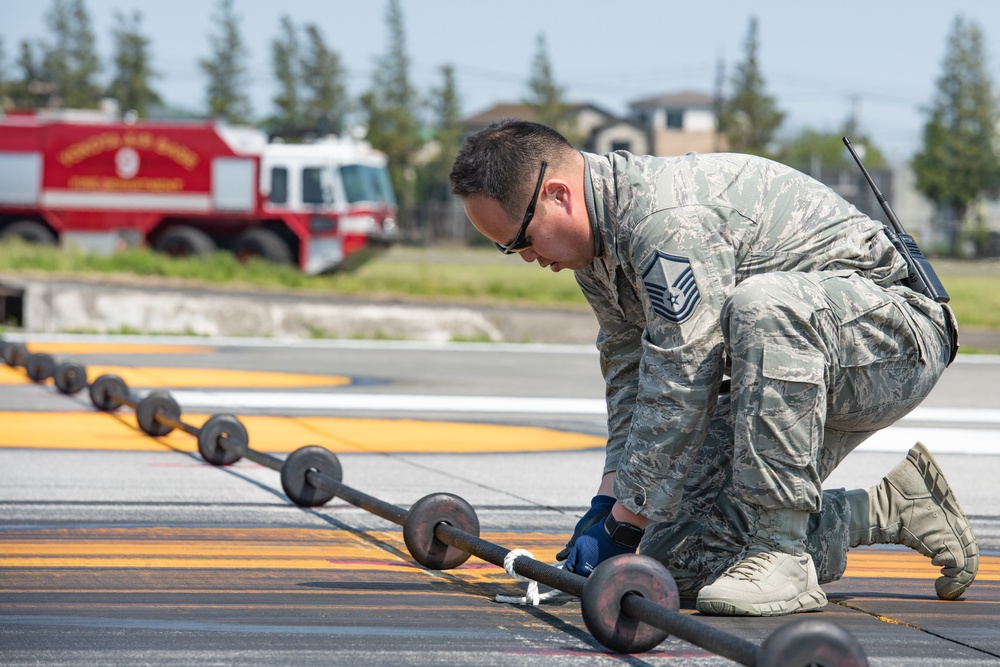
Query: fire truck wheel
234 228 293 265
154 226 217 258
1 220 56 245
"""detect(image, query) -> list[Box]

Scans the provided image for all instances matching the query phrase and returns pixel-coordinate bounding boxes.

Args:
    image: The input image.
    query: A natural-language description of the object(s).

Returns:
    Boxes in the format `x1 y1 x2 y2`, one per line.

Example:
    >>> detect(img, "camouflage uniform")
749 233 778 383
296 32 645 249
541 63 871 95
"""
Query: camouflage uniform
574 151 958 595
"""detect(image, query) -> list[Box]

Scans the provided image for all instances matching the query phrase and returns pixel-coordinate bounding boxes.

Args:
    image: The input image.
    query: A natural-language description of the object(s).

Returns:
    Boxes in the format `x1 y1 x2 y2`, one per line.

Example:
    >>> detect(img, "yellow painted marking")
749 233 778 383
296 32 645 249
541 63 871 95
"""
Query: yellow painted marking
842 549 1000 579
1 411 155 450
14 342 215 355
0 589 474 597
0 558 414 569
83 365 350 389
0 528 556 579
0 365 25 384
0 364 351 389
0 412 604 453
0 363 349 388
3 527 997 602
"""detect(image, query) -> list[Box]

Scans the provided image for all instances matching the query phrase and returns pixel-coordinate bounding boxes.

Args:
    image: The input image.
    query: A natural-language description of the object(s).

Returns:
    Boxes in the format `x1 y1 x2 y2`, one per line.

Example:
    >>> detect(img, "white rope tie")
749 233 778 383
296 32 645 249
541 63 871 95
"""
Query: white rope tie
494 549 566 606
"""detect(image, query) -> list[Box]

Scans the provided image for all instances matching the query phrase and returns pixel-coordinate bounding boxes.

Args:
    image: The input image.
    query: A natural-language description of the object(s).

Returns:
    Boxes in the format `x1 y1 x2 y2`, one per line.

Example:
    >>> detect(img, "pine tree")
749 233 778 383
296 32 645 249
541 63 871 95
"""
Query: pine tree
8 40 49 109
0 38 8 109
361 0 421 223
525 34 579 144
107 11 161 118
199 0 253 123
778 128 885 174
270 15 302 135
42 0 101 108
719 17 784 157
422 64 462 203
300 24 348 136
912 15 1000 256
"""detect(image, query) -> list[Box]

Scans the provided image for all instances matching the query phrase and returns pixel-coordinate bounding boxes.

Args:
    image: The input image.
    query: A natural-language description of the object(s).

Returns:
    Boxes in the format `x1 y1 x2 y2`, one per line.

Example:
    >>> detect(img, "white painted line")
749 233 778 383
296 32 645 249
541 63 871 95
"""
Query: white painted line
169 391 607 415
166 391 1000 426
149 392 1000 456
898 407 1000 425
165 392 1000 456
855 427 1000 455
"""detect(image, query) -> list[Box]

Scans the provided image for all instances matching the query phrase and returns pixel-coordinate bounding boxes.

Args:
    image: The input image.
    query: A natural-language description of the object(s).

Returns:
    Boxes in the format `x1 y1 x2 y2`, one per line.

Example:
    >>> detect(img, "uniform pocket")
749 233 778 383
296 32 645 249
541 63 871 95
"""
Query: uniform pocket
820 274 924 368
757 341 826 469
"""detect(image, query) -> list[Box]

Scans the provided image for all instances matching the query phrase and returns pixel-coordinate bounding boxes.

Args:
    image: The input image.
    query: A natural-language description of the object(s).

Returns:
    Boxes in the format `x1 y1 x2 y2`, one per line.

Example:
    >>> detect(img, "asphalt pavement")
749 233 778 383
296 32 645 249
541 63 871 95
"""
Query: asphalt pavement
1 334 999 666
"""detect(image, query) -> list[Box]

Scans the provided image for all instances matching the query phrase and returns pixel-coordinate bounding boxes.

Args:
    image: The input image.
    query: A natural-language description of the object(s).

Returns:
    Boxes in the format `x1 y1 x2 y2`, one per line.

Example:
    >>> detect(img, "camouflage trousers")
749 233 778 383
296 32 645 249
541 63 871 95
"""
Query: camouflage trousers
641 271 957 595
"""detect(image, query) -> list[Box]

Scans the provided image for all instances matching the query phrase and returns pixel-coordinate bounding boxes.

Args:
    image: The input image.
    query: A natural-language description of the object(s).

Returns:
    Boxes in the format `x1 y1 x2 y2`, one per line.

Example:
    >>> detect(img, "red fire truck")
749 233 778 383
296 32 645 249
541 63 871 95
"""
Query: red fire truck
0 111 398 273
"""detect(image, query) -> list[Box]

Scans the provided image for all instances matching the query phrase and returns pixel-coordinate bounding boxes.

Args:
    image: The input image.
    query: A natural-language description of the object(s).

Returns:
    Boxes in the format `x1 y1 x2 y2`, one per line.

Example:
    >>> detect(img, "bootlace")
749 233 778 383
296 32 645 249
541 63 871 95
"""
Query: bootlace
726 551 778 581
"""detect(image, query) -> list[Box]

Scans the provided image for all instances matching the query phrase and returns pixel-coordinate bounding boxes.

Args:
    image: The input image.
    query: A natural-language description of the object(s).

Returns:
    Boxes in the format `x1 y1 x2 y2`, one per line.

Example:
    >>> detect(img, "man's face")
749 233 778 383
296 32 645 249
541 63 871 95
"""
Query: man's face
463 181 594 273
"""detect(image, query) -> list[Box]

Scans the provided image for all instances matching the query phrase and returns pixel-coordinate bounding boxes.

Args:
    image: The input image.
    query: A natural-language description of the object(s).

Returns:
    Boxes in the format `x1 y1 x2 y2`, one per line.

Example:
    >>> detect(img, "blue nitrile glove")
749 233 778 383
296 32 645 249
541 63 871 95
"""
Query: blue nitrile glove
555 494 616 561
563 516 639 576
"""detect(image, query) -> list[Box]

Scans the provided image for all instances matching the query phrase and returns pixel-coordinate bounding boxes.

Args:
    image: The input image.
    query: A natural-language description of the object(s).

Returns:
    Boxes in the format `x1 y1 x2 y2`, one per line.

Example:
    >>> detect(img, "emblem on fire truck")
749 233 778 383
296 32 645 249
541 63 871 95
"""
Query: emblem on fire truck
115 147 140 179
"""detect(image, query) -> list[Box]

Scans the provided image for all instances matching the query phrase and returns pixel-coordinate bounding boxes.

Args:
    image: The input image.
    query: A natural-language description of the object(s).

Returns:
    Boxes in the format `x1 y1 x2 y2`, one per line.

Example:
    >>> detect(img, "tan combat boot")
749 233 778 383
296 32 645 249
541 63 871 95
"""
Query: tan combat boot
847 442 978 600
696 508 828 616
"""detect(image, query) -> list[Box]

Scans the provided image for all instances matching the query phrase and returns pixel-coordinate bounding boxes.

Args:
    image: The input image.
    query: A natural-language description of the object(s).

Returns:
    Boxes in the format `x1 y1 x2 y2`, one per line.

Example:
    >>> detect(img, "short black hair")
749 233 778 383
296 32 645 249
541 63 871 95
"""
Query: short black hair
450 119 575 220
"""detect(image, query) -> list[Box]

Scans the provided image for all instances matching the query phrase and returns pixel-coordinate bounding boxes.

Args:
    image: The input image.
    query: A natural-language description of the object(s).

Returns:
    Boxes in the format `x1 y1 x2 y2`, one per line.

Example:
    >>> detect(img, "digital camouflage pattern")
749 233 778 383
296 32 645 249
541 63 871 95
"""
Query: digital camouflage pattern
574 150 957 591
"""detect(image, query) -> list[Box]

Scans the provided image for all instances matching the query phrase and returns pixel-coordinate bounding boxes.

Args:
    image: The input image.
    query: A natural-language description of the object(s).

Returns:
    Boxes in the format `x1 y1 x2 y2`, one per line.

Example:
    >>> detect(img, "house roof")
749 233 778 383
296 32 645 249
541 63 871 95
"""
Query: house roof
629 91 716 109
462 103 537 128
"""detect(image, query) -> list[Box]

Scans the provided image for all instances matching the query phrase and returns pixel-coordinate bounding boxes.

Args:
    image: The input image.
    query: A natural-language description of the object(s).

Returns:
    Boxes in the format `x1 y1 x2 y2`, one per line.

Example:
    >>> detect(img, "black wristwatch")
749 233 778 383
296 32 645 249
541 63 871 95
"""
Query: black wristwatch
604 514 644 548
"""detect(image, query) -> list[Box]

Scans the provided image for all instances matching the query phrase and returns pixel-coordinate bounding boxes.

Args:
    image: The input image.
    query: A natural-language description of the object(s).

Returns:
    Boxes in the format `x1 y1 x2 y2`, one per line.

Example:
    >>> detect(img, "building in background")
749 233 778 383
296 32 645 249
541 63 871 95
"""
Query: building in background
626 90 725 156
460 90 724 158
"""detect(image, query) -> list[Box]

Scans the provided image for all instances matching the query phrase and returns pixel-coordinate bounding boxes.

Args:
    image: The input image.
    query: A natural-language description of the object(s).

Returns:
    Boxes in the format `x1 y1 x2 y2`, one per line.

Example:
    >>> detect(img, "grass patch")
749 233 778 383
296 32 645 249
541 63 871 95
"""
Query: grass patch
936 260 1000 330
0 241 587 308
2 242 998 330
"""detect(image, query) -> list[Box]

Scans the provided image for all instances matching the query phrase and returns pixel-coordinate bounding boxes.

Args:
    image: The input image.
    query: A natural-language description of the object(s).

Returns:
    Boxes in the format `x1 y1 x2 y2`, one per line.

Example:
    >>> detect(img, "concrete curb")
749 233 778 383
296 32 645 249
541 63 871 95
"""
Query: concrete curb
3 274 997 351
0 275 600 346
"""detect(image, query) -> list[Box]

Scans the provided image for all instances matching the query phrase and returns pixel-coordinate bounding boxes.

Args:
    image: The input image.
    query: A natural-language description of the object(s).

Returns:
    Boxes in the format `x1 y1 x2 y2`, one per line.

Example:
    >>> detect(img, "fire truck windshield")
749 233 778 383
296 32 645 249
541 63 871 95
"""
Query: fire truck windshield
341 165 396 205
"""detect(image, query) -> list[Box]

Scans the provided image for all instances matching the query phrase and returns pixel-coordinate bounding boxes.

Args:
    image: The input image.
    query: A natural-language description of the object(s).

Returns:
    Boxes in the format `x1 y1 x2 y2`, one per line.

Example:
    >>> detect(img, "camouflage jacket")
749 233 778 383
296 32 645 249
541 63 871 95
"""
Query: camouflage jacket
574 150 908 522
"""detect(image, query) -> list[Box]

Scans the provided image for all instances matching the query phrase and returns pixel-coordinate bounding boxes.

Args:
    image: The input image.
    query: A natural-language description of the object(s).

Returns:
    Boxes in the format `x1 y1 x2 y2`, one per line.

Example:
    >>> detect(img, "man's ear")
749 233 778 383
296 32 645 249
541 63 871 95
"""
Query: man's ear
545 178 573 212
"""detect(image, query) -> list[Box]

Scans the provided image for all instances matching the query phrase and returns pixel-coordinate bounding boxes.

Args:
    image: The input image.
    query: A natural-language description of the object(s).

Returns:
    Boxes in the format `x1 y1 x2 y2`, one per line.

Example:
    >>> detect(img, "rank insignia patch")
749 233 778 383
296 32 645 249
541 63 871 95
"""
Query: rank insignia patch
641 251 701 324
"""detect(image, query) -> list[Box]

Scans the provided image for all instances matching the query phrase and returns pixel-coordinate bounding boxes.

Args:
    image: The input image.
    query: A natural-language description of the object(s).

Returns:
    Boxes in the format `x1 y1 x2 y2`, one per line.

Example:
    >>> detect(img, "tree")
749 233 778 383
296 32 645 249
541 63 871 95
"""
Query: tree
418 64 463 204
300 24 349 136
7 40 49 109
525 34 579 144
778 128 886 175
361 0 421 225
42 0 101 108
268 20 347 139
199 0 253 123
107 11 161 117
269 15 302 134
719 17 784 157
912 15 1000 256
0 38 8 109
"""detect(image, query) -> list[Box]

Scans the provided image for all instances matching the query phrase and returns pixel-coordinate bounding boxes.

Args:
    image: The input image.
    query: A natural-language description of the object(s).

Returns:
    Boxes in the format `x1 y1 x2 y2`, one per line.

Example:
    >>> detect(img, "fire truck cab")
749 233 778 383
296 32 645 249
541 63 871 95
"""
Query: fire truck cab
0 111 398 274
260 138 397 274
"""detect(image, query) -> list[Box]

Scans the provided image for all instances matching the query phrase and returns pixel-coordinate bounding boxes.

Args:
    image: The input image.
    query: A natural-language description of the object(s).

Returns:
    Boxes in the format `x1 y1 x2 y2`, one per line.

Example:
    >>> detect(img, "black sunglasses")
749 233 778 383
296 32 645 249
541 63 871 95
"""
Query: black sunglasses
495 161 547 254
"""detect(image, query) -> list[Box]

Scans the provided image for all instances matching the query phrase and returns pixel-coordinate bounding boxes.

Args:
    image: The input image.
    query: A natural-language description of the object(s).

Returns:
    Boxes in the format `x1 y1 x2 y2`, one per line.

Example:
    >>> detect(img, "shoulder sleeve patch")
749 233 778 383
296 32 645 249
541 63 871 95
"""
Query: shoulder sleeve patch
641 251 701 324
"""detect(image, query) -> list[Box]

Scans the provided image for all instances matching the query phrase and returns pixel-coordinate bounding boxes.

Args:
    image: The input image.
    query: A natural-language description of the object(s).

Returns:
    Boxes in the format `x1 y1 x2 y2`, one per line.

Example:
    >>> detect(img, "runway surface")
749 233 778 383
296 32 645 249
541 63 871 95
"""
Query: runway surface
1 334 999 666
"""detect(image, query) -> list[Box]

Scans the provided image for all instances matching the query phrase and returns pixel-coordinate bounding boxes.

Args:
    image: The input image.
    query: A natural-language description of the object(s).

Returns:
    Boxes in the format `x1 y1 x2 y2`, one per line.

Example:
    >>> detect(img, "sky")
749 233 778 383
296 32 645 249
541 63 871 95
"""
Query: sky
4 0 1000 165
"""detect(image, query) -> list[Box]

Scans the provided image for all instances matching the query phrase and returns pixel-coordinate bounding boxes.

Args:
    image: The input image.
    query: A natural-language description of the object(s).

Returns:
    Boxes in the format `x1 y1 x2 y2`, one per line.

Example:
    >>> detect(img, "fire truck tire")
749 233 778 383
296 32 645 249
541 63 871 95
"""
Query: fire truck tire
1 220 56 245
234 228 293 265
154 226 217 258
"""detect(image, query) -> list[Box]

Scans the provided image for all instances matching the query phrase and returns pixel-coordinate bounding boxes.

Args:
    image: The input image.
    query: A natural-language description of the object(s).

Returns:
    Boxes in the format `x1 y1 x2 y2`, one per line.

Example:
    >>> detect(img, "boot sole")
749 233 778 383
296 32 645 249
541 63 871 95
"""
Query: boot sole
696 587 828 617
907 442 979 599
